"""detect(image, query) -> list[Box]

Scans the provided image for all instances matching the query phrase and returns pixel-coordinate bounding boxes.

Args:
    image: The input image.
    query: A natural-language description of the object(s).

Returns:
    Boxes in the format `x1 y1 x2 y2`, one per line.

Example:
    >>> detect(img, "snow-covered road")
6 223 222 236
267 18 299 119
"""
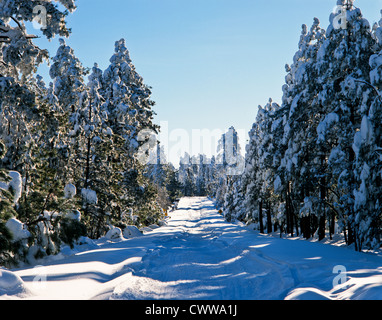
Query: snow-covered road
4 197 382 300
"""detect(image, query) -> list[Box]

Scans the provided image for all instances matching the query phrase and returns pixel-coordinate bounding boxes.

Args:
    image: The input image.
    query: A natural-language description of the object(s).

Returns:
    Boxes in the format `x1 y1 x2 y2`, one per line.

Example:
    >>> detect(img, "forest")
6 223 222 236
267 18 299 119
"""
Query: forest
176 1 382 253
0 0 381 269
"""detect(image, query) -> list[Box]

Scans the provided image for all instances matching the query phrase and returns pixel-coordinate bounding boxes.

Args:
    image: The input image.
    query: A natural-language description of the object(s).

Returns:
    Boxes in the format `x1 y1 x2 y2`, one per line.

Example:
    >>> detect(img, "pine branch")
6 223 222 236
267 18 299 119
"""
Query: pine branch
353 79 382 101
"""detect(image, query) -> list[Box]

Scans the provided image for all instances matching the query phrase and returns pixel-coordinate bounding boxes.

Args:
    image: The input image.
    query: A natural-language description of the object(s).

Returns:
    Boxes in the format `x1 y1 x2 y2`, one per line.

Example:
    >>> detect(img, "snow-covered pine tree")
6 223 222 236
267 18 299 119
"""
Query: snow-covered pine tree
242 119 260 227
178 153 196 197
0 142 18 266
242 100 280 233
144 142 177 210
145 142 168 187
103 39 159 155
314 0 375 248
0 0 77 263
258 99 282 234
223 176 246 223
164 166 183 203
0 0 76 83
48 39 90 186
102 39 162 226
214 127 244 211
102 40 134 147
196 155 209 196
350 13 382 250
280 18 326 239
69 64 128 239
205 155 218 196
0 2 77 166
15 74 79 259
49 38 87 113
216 126 244 176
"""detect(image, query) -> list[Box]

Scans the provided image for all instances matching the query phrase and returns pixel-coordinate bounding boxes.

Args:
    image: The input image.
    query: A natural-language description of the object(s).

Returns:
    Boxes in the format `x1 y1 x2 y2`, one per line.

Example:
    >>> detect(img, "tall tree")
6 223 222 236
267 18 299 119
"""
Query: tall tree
314 0 375 247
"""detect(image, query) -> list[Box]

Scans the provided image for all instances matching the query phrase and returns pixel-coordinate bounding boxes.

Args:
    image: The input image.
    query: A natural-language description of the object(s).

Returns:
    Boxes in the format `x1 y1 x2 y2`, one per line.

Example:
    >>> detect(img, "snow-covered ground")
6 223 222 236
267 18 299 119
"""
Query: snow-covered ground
1 197 382 300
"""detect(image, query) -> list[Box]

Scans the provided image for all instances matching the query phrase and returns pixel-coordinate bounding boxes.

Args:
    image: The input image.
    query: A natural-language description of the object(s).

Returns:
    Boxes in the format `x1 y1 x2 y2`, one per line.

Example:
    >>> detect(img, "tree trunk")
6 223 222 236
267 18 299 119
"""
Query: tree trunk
318 215 326 241
347 220 355 247
290 207 294 237
318 154 326 241
84 98 93 220
259 200 264 234
267 201 272 234
329 211 335 240
285 191 291 235
302 216 311 239
286 184 294 236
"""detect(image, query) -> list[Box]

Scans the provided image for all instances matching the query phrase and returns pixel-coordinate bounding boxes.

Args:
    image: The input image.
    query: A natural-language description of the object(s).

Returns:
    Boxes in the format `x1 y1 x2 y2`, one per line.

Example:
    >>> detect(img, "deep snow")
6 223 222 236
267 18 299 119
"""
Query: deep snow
1 197 382 300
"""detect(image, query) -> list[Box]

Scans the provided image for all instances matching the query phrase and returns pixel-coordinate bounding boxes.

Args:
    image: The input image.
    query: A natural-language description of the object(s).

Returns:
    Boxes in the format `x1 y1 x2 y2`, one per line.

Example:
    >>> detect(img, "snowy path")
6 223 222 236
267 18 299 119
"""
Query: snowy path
4 197 382 300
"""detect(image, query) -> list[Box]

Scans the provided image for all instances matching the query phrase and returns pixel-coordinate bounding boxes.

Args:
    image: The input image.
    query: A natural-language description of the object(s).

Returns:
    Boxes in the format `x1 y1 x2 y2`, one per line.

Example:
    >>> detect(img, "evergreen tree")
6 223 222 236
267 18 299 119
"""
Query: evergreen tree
280 19 326 239
0 2 76 171
350 13 382 250
102 39 162 227
103 39 159 155
214 127 244 209
178 153 196 197
0 142 17 266
165 167 183 203
314 0 375 248
0 0 77 263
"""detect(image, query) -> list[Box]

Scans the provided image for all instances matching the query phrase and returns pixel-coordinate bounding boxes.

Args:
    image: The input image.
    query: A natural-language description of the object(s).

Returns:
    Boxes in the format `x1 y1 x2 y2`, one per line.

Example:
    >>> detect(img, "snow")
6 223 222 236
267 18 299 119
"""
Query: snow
370 53 382 85
123 225 142 238
274 175 282 194
5 218 31 242
81 188 98 205
289 93 302 118
2 197 382 300
0 268 28 298
299 197 313 217
317 113 339 142
329 147 345 165
64 183 76 199
361 115 373 144
353 131 363 159
105 227 124 241
0 171 22 203
65 210 81 221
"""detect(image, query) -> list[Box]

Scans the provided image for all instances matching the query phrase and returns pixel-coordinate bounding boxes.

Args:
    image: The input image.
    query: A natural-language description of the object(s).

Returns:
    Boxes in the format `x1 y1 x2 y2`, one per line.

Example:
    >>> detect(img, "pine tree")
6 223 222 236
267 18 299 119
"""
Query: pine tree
103 39 159 155
165 166 183 203
71 65 126 238
0 2 76 159
277 18 327 239
12 75 82 260
178 153 196 197
350 13 382 250
314 0 375 248
49 38 87 112
102 39 162 227
0 1 77 263
214 127 244 210
0 142 17 266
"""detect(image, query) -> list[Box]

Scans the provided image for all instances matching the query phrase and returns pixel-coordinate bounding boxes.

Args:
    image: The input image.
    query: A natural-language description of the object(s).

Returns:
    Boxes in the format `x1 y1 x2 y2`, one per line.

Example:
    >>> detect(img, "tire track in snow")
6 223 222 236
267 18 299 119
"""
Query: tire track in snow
108 197 298 300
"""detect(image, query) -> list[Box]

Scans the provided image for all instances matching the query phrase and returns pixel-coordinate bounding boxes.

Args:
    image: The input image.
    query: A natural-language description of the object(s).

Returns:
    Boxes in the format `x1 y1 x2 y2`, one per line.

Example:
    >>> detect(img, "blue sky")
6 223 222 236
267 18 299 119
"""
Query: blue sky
35 0 382 164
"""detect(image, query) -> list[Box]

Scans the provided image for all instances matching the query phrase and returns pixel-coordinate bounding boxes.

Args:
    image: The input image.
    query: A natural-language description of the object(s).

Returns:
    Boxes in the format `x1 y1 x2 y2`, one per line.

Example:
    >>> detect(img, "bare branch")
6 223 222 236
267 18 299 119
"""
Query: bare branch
10 16 23 31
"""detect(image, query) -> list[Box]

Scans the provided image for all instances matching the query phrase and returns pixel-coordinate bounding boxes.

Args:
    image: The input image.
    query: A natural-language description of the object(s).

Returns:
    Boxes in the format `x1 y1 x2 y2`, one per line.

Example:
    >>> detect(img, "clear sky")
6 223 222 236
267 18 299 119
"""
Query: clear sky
34 0 382 165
